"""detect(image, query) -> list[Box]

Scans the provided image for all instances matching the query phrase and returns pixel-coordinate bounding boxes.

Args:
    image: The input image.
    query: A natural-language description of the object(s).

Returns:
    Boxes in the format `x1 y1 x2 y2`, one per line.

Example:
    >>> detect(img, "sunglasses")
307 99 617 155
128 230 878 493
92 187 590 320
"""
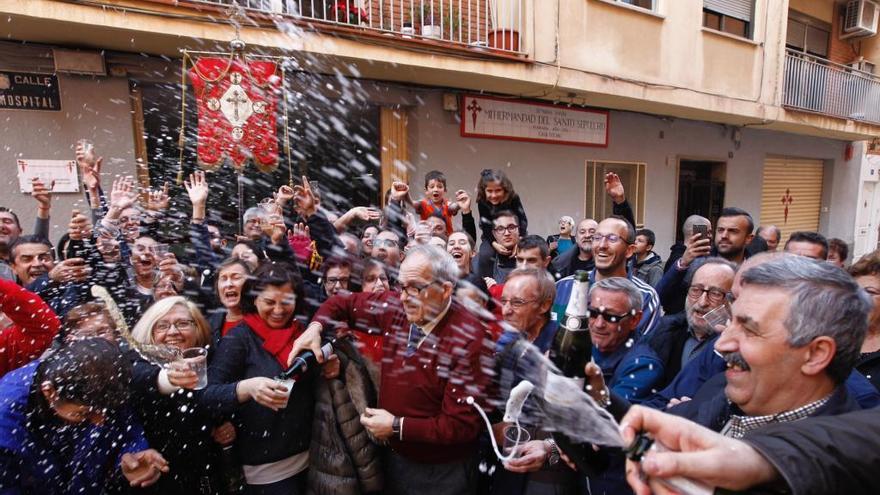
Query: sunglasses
587 306 635 323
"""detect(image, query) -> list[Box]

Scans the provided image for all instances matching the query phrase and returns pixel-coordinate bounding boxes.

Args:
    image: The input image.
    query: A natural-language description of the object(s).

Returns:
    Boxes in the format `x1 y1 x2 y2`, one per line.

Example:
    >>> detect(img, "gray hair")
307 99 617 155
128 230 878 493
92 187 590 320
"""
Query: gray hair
591 277 643 313
682 215 711 239
505 267 556 304
243 207 267 222
685 256 738 286
559 216 575 228
756 225 782 242
741 255 871 383
404 244 460 284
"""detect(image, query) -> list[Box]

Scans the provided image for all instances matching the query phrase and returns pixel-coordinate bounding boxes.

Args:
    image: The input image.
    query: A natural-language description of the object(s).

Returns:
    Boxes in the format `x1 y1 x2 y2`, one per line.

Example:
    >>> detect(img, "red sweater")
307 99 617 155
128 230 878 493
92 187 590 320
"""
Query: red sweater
0 279 61 378
315 291 493 464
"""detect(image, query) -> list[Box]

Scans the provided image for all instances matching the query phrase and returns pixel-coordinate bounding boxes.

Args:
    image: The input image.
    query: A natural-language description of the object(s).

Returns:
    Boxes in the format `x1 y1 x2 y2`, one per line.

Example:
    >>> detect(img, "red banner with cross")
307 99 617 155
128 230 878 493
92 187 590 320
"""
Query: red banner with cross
188 58 282 172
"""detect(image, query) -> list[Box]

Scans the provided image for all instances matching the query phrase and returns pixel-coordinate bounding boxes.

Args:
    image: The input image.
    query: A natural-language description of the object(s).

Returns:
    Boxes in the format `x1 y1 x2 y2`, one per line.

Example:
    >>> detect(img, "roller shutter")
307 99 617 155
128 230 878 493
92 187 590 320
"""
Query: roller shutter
704 0 753 22
760 157 824 244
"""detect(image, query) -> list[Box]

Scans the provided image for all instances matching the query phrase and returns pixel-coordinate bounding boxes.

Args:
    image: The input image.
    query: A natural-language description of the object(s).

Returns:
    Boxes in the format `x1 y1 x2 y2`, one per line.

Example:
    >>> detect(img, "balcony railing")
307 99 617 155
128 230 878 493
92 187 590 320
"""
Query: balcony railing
783 49 880 125
185 0 527 54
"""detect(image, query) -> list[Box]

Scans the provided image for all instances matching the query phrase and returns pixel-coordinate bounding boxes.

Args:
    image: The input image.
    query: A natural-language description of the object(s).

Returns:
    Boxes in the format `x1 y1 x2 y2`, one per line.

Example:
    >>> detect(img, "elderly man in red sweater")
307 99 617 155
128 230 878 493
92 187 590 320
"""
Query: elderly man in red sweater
290 244 494 494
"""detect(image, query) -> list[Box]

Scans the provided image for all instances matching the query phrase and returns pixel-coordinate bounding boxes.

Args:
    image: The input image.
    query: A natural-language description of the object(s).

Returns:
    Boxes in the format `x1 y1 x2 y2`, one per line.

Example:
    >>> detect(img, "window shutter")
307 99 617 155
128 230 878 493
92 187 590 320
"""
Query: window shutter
704 0 753 22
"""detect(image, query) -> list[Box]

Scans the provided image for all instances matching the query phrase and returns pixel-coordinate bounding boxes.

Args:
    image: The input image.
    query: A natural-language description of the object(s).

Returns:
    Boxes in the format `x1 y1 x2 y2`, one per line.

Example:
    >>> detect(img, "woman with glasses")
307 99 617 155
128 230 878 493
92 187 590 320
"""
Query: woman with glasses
128 296 245 494
209 262 318 494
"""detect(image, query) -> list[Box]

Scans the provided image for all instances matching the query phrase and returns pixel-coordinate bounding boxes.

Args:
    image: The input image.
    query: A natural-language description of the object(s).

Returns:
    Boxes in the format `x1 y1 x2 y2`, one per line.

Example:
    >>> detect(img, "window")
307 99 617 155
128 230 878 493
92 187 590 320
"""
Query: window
585 161 647 228
786 11 831 59
617 0 655 11
703 0 754 38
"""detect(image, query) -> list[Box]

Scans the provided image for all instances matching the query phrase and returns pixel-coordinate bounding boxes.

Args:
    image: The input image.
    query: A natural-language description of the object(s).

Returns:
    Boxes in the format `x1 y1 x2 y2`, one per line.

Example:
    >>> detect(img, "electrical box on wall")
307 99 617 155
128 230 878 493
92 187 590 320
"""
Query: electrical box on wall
864 155 880 182
53 49 106 76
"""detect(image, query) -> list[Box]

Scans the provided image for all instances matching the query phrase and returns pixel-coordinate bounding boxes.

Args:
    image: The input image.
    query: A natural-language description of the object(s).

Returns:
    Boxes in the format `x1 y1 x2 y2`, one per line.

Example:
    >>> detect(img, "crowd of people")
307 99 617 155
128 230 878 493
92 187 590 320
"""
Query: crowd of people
0 143 878 495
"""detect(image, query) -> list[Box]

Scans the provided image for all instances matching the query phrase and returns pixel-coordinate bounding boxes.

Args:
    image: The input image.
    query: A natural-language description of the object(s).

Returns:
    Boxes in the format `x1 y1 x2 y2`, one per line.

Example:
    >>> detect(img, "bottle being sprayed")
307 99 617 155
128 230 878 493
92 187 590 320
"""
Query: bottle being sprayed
545 270 606 476
549 270 592 386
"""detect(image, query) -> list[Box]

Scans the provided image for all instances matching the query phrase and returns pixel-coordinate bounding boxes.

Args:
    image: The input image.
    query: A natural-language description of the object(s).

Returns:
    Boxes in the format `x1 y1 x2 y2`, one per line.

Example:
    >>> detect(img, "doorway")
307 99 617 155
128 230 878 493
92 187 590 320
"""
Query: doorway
675 159 726 243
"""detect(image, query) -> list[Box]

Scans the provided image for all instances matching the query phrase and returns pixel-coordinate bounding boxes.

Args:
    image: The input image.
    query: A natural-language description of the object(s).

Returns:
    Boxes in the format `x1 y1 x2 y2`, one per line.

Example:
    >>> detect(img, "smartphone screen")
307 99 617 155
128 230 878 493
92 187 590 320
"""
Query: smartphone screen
693 224 709 241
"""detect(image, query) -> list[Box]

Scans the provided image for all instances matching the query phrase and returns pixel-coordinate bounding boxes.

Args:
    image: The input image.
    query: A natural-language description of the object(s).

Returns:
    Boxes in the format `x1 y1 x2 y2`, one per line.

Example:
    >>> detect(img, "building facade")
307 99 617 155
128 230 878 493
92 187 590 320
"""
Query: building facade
1 0 879 257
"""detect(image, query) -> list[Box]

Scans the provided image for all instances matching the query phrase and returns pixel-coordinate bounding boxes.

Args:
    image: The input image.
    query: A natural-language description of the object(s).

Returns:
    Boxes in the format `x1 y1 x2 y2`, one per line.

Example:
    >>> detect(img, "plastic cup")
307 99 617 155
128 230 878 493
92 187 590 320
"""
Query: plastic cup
502 425 530 457
275 378 295 408
703 304 732 332
151 243 169 259
76 139 96 166
182 347 208 390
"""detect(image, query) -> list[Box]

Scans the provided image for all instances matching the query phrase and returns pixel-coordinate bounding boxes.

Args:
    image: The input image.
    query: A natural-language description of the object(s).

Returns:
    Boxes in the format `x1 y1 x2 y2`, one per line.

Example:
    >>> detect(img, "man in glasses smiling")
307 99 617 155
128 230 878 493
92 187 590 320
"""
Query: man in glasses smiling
476 211 520 284
552 216 662 342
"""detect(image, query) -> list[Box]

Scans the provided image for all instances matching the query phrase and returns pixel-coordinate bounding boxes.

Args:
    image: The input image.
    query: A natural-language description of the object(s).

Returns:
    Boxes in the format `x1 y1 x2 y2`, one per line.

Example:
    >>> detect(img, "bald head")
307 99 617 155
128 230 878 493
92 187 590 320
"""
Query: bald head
758 225 782 251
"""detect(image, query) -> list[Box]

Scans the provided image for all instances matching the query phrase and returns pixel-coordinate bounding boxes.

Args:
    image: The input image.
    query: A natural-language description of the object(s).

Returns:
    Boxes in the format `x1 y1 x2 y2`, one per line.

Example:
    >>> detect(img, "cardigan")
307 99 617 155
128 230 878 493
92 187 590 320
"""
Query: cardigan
314 291 493 464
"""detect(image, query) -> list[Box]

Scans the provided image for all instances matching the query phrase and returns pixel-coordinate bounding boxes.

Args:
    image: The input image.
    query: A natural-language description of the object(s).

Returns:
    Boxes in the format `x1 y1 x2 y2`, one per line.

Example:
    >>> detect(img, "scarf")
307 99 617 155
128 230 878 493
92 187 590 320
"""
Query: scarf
243 313 303 368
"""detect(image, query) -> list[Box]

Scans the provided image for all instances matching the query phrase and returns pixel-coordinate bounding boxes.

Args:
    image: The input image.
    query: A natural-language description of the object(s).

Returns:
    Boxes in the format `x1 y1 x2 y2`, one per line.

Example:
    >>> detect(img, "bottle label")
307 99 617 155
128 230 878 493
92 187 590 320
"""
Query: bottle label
563 315 589 331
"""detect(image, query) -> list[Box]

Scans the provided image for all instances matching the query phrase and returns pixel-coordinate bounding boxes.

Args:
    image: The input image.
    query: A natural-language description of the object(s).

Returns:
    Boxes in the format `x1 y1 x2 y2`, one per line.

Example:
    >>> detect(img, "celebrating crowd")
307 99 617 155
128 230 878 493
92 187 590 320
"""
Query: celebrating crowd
0 142 878 495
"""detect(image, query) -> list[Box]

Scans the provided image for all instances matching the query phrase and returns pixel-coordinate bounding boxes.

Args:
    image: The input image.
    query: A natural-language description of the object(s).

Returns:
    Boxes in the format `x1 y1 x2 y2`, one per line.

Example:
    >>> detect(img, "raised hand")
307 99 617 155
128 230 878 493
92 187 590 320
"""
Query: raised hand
274 184 294 206
184 170 209 206
68 210 93 241
121 449 169 488
31 178 53 218
49 258 91 284
110 176 138 211
76 143 102 191
390 181 409 202
146 182 170 211
604 172 626 204
455 189 472 214
292 175 317 218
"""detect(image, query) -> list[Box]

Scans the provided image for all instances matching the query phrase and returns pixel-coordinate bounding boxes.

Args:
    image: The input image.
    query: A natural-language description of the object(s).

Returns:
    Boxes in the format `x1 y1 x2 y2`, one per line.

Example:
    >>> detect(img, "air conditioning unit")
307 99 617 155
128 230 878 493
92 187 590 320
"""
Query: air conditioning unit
851 58 877 74
842 0 879 39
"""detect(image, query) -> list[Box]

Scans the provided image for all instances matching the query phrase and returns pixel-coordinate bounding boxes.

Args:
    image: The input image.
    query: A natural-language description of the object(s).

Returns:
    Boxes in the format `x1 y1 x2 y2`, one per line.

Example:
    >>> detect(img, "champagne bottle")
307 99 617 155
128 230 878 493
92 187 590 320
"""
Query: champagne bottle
546 270 606 477
549 270 591 383
276 337 339 381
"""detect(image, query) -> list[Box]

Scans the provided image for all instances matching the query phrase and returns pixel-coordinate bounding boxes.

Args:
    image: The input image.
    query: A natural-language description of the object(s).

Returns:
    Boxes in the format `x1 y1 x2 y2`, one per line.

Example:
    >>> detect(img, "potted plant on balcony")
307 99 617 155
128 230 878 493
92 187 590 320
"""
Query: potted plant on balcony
332 0 369 26
420 2 442 39
489 0 523 51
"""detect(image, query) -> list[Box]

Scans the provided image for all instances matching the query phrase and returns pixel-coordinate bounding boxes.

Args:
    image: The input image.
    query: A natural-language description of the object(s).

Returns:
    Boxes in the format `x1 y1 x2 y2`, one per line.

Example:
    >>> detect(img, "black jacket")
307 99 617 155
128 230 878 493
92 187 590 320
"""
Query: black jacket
646 312 690 389
550 246 594 280
129 353 238 494
744 408 880 495
669 373 860 433
208 321 316 466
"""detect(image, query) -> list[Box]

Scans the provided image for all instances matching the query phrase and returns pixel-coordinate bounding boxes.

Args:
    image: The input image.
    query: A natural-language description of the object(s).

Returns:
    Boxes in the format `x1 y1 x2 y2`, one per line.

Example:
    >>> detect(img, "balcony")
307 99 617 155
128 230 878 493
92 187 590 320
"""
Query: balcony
179 0 528 55
783 49 880 125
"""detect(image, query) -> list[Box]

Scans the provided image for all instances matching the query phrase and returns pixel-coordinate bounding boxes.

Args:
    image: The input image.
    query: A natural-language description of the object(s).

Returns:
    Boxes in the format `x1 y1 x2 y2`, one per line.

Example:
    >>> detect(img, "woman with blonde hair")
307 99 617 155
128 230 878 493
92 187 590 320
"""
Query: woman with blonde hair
129 296 283 494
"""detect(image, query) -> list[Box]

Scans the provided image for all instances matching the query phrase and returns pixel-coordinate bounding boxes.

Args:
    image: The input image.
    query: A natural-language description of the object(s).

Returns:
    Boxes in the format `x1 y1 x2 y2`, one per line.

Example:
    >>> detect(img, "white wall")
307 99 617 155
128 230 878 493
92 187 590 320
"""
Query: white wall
408 92 854 257
0 74 136 243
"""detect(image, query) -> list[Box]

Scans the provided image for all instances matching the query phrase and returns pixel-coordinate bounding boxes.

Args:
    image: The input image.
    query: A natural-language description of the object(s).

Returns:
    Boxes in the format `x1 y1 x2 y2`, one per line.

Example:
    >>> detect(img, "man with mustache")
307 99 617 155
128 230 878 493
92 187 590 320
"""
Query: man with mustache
550 218 598 280
667 255 866 435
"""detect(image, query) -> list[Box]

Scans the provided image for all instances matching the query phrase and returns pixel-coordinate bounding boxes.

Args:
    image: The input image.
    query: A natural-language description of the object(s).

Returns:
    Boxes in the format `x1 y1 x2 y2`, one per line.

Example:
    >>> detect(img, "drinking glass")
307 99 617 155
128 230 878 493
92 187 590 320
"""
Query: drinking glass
182 347 208 390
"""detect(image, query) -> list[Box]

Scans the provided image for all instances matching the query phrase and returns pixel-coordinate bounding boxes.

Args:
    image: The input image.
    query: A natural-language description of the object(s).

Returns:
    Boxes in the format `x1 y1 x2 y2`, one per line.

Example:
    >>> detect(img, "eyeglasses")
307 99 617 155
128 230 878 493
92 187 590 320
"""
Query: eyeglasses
493 225 519 235
374 239 399 248
400 281 437 297
324 276 350 287
119 215 141 224
687 285 728 304
499 297 537 309
591 233 630 245
587 306 634 323
153 319 195 332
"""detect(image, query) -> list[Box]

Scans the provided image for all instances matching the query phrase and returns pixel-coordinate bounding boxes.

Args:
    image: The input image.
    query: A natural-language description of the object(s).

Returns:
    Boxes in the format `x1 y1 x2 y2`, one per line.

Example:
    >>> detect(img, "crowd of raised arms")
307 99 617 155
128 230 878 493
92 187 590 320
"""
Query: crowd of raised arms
0 142 877 495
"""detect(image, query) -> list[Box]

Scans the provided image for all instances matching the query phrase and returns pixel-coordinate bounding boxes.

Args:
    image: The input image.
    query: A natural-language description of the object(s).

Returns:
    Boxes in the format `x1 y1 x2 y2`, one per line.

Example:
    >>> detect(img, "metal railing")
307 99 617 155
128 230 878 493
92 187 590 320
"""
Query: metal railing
187 0 527 54
783 49 880 124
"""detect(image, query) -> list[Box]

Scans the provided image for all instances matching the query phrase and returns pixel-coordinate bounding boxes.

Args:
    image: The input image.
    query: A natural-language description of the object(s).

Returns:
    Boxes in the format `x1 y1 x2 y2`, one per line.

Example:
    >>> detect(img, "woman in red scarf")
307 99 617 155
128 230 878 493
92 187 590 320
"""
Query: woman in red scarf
208 262 316 495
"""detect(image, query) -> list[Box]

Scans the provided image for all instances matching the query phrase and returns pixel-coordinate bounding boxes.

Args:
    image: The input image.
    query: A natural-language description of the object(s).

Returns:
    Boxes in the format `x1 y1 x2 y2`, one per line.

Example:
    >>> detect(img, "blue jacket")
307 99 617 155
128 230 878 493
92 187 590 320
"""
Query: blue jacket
594 340 664 404
0 361 148 495
641 335 880 410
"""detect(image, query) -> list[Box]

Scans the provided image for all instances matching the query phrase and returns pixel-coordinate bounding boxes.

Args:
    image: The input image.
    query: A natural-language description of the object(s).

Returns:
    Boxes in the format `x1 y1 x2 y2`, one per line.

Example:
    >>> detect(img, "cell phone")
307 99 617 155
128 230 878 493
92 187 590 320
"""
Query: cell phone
693 224 709 242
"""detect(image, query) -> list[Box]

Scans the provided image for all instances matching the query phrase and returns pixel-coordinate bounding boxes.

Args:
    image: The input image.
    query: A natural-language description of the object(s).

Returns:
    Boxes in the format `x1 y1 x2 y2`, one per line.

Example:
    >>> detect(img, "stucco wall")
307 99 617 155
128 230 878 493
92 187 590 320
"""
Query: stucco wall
409 92 853 257
0 74 136 243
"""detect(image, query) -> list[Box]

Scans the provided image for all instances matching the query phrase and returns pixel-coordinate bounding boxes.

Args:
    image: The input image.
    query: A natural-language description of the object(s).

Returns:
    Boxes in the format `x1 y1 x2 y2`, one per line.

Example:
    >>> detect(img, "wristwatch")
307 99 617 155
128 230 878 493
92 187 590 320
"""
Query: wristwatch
545 438 560 467
392 416 401 440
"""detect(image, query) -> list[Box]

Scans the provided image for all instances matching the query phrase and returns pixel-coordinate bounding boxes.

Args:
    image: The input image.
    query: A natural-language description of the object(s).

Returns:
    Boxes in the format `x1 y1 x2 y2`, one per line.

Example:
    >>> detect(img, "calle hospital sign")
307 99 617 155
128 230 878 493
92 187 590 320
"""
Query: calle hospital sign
460 95 608 147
